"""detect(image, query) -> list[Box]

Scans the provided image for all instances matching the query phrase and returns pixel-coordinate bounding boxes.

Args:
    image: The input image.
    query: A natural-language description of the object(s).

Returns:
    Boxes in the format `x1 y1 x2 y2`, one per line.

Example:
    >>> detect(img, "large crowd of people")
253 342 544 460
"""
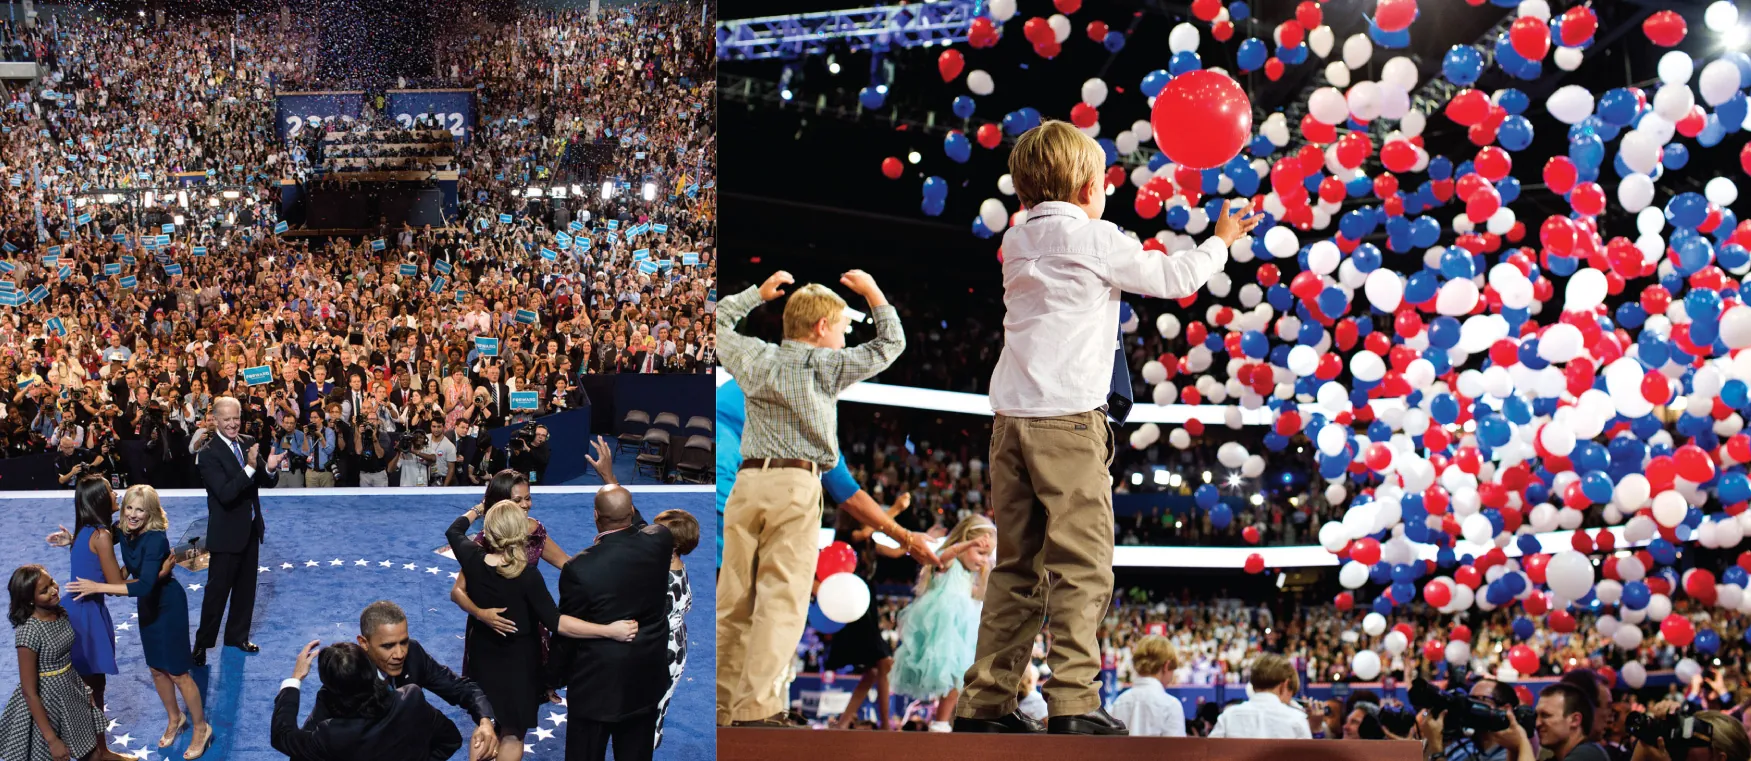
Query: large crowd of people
0 2 714 490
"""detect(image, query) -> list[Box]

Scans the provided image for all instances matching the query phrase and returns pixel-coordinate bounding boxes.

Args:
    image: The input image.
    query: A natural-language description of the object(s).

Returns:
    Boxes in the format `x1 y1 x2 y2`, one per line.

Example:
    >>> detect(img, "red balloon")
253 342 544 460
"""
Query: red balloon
1559 6 1597 46
816 541 857 581
1641 371 1672 405
969 17 1000 47
1380 140 1418 173
1423 580 1452 607
1134 191 1162 219
1211 20 1234 41
1685 568 1718 601
1191 0 1221 21
1450 624 1473 643
1466 186 1501 224
1675 444 1716 482
1543 157 1578 194
1244 553 1265 574
1423 639 1445 662
1660 615 1695 647
1023 17 1054 44
1446 89 1490 126
976 123 1003 149
1053 0 1081 14
1296 0 1323 30
881 156 903 180
1548 610 1577 633
1509 16 1551 61
1364 442 1394 471
1151 71 1252 170
1643 10 1687 47
1474 146 1511 181
938 49 965 82
1743 143 1751 175
1569 182 1605 216
1375 0 1417 32
1277 20 1305 49
1336 132 1371 168
1086 20 1110 41
1507 645 1540 675
1070 103 1100 129
1243 526 1261 544
1336 591 1355 611
1351 537 1383 566
1264 57 1284 81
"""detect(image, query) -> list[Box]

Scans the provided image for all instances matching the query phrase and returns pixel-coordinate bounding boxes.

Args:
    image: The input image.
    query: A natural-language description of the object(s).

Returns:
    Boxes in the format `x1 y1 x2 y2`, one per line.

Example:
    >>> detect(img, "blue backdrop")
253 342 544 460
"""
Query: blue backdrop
275 91 366 142
385 89 478 144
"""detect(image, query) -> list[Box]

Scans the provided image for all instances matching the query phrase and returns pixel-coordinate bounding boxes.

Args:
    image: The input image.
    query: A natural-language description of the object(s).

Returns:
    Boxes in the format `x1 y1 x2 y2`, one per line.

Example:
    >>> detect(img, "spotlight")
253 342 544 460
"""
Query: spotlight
1130 472 1143 486
642 182 656 201
1724 25 1751 50
1169 473 1182 487
907 151 922 164
1706 1 1739 33
780 65 796 101
1202 470 1212 483
827 54 840 75
600 181 614 200
1153 470 1169 486
1250 494 1264 506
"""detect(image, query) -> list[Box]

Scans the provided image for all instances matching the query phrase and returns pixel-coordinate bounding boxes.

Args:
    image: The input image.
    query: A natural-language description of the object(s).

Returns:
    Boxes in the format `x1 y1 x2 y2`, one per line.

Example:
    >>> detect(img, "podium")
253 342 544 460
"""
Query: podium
719 728 1424 761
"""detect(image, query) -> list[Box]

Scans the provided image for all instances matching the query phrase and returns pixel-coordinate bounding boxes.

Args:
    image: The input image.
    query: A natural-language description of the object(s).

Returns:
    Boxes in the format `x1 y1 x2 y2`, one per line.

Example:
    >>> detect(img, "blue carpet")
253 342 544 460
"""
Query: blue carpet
0 489 715 761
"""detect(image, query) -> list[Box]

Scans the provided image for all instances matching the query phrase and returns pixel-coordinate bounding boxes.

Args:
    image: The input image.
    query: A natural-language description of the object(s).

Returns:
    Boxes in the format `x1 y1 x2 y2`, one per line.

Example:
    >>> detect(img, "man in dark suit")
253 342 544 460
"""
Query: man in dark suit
551 439 674 761
194 395 283 665
470 361 511 429
302 601 497 761
271 640 449 761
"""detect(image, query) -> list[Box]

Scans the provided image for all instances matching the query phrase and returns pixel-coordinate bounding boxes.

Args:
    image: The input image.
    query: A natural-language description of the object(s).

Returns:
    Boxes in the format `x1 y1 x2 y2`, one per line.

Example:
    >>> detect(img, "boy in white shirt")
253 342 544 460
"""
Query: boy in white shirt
954 120 1260 735
1110 636 1186 737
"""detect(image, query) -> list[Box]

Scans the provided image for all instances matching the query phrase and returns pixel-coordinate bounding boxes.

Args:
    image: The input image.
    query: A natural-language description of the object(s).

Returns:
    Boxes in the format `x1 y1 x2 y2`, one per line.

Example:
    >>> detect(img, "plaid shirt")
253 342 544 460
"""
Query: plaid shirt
717 285 904 466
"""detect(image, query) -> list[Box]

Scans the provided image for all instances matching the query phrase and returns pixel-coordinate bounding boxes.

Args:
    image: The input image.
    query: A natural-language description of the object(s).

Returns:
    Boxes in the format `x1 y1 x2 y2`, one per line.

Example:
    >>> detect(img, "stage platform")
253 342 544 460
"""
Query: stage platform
718 728 1423 761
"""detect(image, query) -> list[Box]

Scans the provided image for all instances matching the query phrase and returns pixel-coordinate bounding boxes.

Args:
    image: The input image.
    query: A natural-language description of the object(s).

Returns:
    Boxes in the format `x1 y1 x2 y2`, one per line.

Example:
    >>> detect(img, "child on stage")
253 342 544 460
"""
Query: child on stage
955 120 1261 735
1 565 135 761
891 515 995 732
653 509 699 750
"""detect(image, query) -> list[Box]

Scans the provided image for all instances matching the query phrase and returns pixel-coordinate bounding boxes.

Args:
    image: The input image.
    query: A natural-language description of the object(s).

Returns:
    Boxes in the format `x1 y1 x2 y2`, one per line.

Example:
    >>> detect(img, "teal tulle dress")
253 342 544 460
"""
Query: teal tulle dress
891 562 983 700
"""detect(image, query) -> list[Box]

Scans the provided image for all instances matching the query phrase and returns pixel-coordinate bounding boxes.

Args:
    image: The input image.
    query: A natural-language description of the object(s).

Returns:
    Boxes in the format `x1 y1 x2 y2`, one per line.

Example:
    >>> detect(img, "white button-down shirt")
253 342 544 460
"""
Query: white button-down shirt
1208 690 1313 739
1110 677 1186 737
987 201 1229 418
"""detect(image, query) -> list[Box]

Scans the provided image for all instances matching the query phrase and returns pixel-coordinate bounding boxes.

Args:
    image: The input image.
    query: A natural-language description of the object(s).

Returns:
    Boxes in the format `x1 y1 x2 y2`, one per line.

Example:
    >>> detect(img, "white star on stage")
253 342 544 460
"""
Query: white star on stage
305 560 319 568
404 563 417 570
130 612 138 619
557 696 567 707
355 559 369 566
113 733 133 747
134 750 154 761
532 727 555 741
524 743 536 754
281 563 293 569
329 559 344 567
106 718 119 732
426 566 440 574
379 560 394 567
545 712 567 726
117 622 131 631
448 572 459 580
188 583 202 591
258 566 270 573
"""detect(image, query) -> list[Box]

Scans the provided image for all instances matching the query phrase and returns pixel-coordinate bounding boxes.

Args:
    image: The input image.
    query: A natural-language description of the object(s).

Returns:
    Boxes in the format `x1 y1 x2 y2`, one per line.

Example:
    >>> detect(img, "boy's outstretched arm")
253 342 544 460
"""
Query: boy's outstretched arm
716 271 792 378
824 269 905 390
1108 198 1264 300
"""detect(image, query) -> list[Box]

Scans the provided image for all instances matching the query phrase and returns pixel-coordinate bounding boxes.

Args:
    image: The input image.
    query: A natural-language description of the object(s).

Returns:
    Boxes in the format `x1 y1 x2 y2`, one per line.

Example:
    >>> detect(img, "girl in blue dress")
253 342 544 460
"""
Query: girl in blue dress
68 486 213 758
52 477 125 717
891 515 995 732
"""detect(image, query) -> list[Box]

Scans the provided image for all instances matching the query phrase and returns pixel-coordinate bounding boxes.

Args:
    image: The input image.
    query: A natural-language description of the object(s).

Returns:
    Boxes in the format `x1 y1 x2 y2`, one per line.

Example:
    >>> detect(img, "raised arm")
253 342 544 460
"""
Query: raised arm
821 269 905 390
713 274 785 378
1106 199 1258 299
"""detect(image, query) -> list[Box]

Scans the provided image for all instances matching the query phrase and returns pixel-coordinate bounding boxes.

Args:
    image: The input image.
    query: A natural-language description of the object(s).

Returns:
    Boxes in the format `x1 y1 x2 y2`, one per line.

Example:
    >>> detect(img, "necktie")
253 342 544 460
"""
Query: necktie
230 438 244 468
1107 325 1133 424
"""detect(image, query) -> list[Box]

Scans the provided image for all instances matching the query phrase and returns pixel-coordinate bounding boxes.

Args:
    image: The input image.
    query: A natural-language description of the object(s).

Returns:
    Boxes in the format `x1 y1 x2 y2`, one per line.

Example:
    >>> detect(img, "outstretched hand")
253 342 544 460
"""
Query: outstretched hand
292 639 321 680
585 436 618 486
46 524 72 547
1211 198 1265 247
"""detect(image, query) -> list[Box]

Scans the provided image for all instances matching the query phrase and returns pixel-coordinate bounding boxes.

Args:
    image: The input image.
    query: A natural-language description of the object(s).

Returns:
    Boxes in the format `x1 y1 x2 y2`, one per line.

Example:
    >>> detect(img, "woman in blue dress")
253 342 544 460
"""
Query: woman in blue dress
68 486 212 758
53 477 124 716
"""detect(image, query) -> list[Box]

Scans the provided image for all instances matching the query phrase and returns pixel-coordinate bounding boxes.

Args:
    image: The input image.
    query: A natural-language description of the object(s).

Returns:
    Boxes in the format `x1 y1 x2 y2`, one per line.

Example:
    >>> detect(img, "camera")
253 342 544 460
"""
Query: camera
509 425 538 452
398 431 427 452
1627 704 1714 751
1407 678 1536 737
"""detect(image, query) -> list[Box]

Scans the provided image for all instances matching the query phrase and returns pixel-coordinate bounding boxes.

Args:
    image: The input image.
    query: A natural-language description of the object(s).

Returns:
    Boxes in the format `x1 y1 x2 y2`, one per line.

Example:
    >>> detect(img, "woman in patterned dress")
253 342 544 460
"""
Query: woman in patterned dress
652 509 697 751
0 565 134 761
449 470 569 667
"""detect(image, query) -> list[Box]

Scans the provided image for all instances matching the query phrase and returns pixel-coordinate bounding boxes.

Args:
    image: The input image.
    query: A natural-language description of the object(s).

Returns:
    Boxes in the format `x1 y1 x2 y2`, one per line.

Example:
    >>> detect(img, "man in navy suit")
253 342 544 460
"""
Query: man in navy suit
193 395 283 664
272 640 450 761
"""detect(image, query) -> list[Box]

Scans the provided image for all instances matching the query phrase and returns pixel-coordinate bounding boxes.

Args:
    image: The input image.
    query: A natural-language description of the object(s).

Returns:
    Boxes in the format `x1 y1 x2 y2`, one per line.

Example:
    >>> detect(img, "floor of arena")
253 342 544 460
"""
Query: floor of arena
0 481 714 761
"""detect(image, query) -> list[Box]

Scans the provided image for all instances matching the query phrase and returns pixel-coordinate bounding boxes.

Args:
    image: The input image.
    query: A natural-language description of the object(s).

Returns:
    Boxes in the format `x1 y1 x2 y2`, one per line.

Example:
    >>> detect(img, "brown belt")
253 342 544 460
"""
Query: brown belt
740 458 824 475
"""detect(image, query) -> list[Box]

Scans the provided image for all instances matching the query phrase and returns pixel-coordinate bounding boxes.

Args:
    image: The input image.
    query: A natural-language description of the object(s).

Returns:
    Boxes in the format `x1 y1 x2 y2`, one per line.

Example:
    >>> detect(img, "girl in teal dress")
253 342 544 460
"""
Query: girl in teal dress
890 515 994 732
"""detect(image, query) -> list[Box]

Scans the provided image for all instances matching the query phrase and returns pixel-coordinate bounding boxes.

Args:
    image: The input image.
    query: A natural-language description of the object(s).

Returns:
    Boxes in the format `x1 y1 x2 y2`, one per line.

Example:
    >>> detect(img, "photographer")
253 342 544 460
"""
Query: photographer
1630 701 1751 761
354 411 391 487
272 413 313 488
389 427 437 488
325 402 354 487
424 420 457 487
1417 676 1535 761
1538 683 1613 761
507 424 549 484
53 433 104 486
304 409 338 488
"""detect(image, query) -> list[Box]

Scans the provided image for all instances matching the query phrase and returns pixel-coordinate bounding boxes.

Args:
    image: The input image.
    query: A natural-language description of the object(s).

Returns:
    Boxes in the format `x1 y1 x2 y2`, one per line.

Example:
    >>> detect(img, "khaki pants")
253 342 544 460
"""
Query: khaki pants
716 466 822 724
958 410 1114 719
276 470 306 488
305 471 335 488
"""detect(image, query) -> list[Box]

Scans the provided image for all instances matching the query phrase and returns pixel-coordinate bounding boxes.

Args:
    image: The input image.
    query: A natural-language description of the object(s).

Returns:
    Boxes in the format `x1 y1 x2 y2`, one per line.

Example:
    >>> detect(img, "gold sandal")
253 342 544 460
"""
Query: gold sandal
159 713 189 748
183 723 215 760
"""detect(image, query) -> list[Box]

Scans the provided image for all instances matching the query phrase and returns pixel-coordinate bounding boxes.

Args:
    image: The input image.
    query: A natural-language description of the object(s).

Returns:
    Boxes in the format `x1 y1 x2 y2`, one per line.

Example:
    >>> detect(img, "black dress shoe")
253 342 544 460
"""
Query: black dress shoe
952 711 1045 733
234 642 260 654
1047 707 1128 735
190 647 207 667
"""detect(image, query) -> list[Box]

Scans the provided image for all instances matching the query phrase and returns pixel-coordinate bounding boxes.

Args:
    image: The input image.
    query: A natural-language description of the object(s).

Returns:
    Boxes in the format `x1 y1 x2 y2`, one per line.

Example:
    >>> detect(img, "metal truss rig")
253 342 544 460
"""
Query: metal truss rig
717 0 983 61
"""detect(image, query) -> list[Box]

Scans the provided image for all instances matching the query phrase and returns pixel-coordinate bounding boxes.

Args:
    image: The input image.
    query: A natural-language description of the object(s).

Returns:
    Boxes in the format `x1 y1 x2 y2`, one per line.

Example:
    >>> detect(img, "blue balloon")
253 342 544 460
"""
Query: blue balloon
858 85 888 110
1237 38 1267 71
972 216 994 239
922 197 945 216
1241 330 1270 359
952 95 976 119
1581 471 1614 504
1723 472 1751 504
1668 192 1709 229
808 602 846 634
1210 503 1233 529
1440 248 1476 279
1443 44 1484 84
1405 270 1440 304
1227 1 1250 21
1498 115 1534 151
1104 30 1127 52
1597 88 1638 125
1719 91 1749 132
1512 616 1536 640
1278 44 1308 66
1622 580 1651 610
1664 143 1690 169
1568 132 1604 168
1368 16 1412 48
1318 287 1348 317
1141 70 1172 97
1169 50 1202 75
1497 88 1529 115
1697 629 1722 655
922 176 948 200
944 131 971 163
1195 483 1220 508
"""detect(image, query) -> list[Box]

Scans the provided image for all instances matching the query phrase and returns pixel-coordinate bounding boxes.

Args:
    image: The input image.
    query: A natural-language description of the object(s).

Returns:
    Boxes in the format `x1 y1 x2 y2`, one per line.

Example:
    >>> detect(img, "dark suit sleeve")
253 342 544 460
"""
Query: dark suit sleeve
197 444 256 507
300 687 332 731
410 640 495 725
271 685 326 759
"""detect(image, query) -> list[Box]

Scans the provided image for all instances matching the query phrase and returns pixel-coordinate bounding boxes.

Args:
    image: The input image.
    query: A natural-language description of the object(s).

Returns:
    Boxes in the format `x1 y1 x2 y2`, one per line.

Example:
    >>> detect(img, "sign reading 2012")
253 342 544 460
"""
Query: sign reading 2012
275 91 366 143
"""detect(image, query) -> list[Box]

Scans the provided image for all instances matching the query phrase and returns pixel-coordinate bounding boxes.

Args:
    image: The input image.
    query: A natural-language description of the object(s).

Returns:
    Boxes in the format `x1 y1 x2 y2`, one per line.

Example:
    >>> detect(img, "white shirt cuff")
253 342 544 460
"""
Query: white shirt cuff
244 465 256 478
280 678 301 691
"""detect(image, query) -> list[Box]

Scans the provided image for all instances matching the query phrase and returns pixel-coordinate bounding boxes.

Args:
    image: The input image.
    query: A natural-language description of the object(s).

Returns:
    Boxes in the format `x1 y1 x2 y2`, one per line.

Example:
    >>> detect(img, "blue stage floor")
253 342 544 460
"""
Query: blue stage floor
0 486 715 761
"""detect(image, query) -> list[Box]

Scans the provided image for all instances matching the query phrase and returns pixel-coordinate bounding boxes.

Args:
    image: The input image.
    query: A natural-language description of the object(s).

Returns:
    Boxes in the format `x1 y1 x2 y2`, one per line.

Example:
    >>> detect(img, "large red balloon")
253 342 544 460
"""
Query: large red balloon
1151 70 1252 170
937 49 965 82
1507 645 1539 675
1559 6 1597 46
1509 16 1551 61
1643 10 1687 47
1423 580 1452 607
816 541 857 581
1661 615 1695 647
1375 0 1417 32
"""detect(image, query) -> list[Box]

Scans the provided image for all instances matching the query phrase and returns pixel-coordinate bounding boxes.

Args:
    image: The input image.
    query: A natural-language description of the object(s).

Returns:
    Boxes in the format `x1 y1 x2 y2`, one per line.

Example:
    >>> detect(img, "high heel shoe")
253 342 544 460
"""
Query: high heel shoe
159 713 189 748
183 723 214 760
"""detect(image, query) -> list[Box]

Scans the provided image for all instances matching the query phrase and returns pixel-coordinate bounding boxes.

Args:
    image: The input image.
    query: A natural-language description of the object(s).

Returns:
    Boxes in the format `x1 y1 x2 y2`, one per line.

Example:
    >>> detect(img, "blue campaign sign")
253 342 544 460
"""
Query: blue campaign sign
75 213 90 226
638 261 659 275
498 214 513 225
0 280 13 291
385 89 476 143
539 248 557 261
606 219 619 230
0 291 19 307
121 255 136 265
682 252 699 266
110 233 125 243
569 220 583 233
45 246 59 258
275 91 365 142
653 224 668 234
56 266 70 280
474 337 499 357
45 317 63 336
42 255 57 267
371 239 386 251
429 277 446 294
555 232 572 249
243 365 274 386
156 235 170 246
515 309 538 325
398 263 417 277
659 259 673 270
164 263 183 276
192 246 207 257
509 391 540 411
27 285 48 302
103 263 121 276
632 249 650 261
118 276 137 290
273 221 289 235
160 223 174 234
434 259 452 275
576 238 591 252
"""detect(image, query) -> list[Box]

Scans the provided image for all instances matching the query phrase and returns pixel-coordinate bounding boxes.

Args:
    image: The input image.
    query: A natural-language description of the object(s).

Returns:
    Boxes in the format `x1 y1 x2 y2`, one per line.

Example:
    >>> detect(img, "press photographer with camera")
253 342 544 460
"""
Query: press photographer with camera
388 426 438 488
507 424 549 484
1414 675 1535 761
1538 682 1613 761
354 408 391 487
304 409 339 488
54 430 106 486
1629 700 1751 761
272 413 314 489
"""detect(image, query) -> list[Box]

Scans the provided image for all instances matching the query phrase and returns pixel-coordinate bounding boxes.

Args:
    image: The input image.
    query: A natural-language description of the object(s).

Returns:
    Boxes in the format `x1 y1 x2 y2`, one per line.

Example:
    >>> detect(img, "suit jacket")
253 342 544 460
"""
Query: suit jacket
271 683 446 761
302 640 494 729
550 513 673 722
196 433 277 554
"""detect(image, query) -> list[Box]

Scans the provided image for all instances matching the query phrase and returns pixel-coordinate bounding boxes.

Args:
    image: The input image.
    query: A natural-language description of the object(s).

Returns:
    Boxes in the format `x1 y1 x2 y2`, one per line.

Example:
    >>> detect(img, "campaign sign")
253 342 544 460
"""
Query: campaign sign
56 266 70 280
0 291 19 307
28 285 48 302
475 337 499 357
371 238 386 251
121 255 136 265
243 365 274 386
42 255 57 267
385 89 476 143
434 259 452 275
514 309 538 325
398 263 417 277
156 235 170 246
509 391 539 411
164 263 183 276
0 280 13 292
606 219 619 230
104 263 122 276
161 223 175 234
75 213 90 226
653 224 668 234
192 246 207 257
576 238 591 252
45 246 59 258
275 91 365 142
681 252 699 266
637 261 659 275
45 317 64 336
632 249 650 261
555 232 572 249
430 277 447 293
569 220 583 233
539 248 557 261
118 276 137 290
273 221 289 234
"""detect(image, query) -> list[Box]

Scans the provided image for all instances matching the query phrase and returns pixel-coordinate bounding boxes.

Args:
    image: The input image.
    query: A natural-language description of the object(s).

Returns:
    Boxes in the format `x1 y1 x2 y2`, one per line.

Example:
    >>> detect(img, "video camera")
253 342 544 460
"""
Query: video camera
1384 677 1535 739
398 430 427 452
508 425 538 452
1627 704 1714 752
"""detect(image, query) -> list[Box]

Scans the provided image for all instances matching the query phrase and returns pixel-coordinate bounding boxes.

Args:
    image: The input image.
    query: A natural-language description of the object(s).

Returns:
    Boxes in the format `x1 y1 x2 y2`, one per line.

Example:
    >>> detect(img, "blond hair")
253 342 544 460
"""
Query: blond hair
916 515 996 596
1248 653 1298 692
482 500 530 579
1696 712 1751 761
1008 120 1105 209
782 284 847 341
120 485 169 534
1132 635 1180 677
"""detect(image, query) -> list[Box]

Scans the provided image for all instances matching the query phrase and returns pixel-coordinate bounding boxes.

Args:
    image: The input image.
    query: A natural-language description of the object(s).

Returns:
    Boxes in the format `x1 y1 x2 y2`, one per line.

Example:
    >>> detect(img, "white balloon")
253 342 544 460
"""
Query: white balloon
1352 649 1382 681
1653 491 1688 527
1309 25 1335 58
1289 345 1321 376
1707 177 1740 207
1324 60 1351 89
1309 87 1349 125
1169 22 1200 53
989 0 1016 21
1618 173 1655 212
1141 360 1168 385
1243 454 1266 478
817 572 871 623
1217 442 1248 469
1169 428 1191 449
1436 278 1480 316
1487 207 1516 236
1462 513 1494 545
1264 226 1300 258
1446 640 1471 665
1615 473 1652 510
1707 0 1741 31
967 70 994 96
1351 352 1386 382
1676 658 1703 684
1307 240 1340 275
1565 268 1608 312
998 174 1015 196
1547 84 1595 124
1620 131 1661 175
1343 34 1372 70
1381 57 1418 90
1346 81 1382 121
1538 323 1583 363
1080 79 1111 110
1156 313 1182 338
1518 0 1551 20
1363 612 1387 637
1378 83 1411 120
1384 631 1408 655
980 198 1009 233
1658 51 1694 85
1340 560 1370 589
1653 83 1694 121
1364 269 1404 312
1049 14 1071 43
1546 551 1595 600
1401 108 1427 138
1613 624 1644 650
1622 661 1649 688
1554 46 1583 71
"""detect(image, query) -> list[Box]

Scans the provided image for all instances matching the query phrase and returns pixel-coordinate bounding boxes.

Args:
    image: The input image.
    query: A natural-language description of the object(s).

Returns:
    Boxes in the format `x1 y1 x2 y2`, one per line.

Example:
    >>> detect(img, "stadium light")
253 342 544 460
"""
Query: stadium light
1250 494 1264 506
1202 471 1212 483
601 181 613 200
525 187 543 198
1130 472 1142 486
1152 470 1169 486
907 151 921 164
827 54 840 75
222 190 240 199
642 182 657 201
549 186 567 198
1725 26 1750 48
570 184 583 196
1169 473 1182 487
226 212 235 225
100 194 120 203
